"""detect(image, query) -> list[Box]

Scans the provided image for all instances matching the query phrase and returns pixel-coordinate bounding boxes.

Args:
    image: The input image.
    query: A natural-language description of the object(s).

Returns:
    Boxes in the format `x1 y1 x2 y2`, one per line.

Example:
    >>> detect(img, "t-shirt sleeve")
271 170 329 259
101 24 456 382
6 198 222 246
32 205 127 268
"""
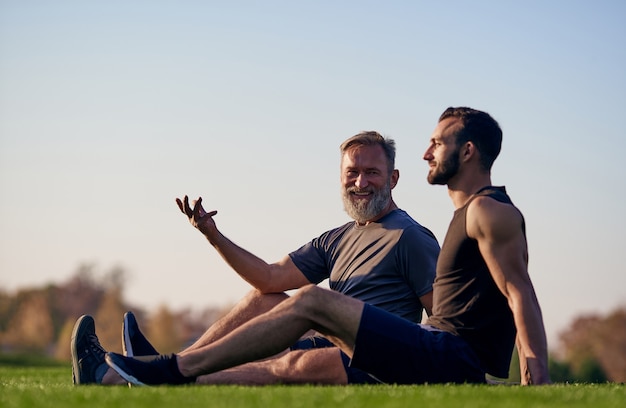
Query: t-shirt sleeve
288 235 331 285
397 225 440 297
288 223 350 285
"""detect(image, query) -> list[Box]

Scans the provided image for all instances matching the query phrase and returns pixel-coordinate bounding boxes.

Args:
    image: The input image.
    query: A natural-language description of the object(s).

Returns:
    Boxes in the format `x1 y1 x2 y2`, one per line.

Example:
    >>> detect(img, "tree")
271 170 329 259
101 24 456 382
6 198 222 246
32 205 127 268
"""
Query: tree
549 358 573 383
557 306 626 382
54 318 76 361
94 273 129 354
0 263 136 359
2 292 54 353
52 263 106 320
1 263 236 360
147 305 184 354
0 289 12 332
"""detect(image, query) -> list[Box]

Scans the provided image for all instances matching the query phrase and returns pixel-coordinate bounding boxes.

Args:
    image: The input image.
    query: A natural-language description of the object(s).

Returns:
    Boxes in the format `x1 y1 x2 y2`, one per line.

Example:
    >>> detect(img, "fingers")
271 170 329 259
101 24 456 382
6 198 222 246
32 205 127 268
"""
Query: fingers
175 197 185 213
176 195 218 222
193 197 204 218
175 195 194 218
184 195 193 216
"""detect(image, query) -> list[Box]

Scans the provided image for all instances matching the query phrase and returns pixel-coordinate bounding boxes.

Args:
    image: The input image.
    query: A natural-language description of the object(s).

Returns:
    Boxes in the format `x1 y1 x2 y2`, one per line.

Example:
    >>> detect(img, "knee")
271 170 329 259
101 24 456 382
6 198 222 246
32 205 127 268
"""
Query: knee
291 285 325 312
242 289 289 308
295 284 318 296
242 288 264 301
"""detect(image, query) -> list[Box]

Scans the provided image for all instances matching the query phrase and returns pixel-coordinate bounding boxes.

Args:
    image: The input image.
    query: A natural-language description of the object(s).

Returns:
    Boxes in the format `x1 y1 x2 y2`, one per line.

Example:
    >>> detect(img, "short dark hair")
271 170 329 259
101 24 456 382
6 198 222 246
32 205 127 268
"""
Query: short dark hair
439 107 502 170
340 131 396 173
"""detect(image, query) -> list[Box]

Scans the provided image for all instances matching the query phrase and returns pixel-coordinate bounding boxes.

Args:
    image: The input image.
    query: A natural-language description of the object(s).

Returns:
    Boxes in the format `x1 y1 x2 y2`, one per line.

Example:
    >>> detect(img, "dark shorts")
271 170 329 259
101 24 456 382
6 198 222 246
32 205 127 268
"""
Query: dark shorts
349 303 486 384
291 336 381 384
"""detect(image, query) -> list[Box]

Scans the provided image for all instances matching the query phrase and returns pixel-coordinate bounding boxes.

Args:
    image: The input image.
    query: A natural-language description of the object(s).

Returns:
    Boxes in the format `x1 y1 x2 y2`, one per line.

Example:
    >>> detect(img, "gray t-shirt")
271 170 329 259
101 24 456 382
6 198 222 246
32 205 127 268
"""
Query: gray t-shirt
289 209 439 323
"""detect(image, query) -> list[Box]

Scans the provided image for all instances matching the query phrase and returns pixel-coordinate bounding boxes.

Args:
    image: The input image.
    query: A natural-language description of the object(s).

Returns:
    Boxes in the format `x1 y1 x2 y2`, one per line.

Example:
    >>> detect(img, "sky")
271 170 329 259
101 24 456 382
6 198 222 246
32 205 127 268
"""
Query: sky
1 1 624 349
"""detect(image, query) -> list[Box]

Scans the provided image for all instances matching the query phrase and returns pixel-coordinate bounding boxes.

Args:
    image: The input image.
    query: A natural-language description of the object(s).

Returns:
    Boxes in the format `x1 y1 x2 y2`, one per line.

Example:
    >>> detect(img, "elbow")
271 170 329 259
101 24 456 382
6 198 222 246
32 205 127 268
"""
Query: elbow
253 268 290 294
250 278 282 294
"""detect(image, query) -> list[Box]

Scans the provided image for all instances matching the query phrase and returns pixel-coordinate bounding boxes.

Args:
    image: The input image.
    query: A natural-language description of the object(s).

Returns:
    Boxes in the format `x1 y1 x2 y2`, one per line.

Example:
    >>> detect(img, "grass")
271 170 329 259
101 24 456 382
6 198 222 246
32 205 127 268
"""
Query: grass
0 357 624 408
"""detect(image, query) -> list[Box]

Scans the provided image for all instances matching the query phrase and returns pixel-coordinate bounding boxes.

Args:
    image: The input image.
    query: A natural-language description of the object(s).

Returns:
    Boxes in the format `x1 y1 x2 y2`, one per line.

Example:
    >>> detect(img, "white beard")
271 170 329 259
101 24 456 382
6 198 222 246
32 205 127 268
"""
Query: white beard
342 180 391 224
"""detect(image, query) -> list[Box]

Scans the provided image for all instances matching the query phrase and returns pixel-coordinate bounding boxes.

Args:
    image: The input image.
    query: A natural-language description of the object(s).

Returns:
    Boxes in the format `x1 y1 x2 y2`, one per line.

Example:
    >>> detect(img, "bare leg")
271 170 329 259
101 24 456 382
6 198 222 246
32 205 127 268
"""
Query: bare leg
178 285 364 377
100 289 289 386
185 289 288 352
196 348 348 385
101 368 128 385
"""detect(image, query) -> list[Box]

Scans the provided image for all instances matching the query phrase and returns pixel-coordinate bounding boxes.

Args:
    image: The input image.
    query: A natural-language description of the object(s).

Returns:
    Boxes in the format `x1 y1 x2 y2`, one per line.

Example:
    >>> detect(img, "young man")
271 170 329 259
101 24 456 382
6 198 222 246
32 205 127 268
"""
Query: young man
77 108 551 385
71 131 440 385
421 107 550 384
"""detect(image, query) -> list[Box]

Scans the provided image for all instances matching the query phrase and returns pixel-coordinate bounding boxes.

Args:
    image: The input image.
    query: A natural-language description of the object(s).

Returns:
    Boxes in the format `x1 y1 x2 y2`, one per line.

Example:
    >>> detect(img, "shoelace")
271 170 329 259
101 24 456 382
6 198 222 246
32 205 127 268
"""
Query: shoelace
87 334 106 360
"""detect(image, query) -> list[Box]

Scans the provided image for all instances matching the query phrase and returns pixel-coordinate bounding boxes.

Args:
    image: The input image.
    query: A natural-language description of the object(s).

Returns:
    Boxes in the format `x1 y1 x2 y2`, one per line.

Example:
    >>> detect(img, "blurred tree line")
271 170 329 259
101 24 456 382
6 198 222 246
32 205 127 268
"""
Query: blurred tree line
549 307 626 383
0 264 624 383
0 264 229 361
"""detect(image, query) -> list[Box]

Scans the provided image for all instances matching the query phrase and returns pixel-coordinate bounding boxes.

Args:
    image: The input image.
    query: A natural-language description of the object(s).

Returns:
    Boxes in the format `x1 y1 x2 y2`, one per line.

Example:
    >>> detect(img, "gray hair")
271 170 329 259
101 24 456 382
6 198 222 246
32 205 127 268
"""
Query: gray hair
340 131 396 173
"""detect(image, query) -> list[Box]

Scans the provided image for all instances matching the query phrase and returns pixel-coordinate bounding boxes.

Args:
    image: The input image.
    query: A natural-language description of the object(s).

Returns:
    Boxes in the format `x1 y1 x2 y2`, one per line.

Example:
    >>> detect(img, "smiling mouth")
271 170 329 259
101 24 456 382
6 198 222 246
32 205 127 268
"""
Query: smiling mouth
350 191 372 200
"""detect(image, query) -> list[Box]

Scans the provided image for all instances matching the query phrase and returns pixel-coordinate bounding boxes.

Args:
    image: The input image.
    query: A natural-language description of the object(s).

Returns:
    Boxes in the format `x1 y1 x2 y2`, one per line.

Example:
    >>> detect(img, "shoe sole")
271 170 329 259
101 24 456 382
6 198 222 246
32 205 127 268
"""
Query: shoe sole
70 315 93 385
105 354 146 386
123 312 135 357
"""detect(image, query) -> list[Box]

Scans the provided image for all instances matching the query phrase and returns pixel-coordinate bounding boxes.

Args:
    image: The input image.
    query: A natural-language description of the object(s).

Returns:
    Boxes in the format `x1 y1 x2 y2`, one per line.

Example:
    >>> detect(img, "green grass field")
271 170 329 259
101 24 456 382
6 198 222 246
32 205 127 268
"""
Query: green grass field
0 357 623 408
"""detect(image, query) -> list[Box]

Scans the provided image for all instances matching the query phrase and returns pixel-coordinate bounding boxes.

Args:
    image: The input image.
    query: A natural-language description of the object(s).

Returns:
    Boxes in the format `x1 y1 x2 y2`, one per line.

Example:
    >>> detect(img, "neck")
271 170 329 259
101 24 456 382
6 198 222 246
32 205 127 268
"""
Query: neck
447 173 492 210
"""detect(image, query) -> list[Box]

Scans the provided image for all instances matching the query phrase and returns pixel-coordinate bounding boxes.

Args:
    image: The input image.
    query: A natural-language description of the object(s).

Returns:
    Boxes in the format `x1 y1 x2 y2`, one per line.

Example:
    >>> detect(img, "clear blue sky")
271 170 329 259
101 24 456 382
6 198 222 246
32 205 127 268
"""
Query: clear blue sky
1 1 624 349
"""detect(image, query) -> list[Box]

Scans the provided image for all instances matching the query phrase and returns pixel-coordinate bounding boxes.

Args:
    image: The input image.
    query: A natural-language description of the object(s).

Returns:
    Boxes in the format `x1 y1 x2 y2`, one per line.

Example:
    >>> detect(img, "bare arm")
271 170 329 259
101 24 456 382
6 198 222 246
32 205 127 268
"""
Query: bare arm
176 195 311 293
467 197 550 385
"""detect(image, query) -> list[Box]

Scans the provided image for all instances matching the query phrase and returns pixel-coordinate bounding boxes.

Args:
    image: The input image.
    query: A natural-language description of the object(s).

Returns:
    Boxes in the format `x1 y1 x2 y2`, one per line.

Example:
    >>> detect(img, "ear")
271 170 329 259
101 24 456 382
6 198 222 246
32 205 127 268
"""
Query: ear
390 169 399 189
461 141 477 163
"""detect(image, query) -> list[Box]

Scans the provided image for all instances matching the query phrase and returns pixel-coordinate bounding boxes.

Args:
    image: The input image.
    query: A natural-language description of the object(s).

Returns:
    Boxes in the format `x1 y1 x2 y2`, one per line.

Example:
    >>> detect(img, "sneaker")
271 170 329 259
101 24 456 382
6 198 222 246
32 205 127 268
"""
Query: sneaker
70 315 108 385
122 311 159 357
105 352 196 386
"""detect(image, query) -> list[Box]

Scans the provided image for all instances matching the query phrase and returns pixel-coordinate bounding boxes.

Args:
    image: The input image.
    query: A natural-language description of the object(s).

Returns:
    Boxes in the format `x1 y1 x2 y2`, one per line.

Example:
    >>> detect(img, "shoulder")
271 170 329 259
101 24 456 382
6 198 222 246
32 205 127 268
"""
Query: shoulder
385 209 426 230
390 210 438 242
299 221 354 253
466 195 523 241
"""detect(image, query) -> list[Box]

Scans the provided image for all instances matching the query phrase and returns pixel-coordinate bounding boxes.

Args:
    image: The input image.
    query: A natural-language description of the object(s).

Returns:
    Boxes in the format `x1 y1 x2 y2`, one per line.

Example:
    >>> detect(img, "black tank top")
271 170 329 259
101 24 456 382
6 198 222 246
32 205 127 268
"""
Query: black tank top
427 186 519 378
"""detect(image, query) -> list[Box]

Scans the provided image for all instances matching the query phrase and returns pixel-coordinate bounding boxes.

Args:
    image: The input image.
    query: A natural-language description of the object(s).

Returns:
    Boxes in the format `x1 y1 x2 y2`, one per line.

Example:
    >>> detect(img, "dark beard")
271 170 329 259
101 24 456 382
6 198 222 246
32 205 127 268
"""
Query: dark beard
342 180 391 224
427 149 460 185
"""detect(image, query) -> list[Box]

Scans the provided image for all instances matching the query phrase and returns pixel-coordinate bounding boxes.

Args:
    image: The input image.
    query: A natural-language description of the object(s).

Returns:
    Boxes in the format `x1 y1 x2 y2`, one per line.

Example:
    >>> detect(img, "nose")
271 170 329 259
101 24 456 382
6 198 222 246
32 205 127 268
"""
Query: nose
423 146 433 161
355 173 369 189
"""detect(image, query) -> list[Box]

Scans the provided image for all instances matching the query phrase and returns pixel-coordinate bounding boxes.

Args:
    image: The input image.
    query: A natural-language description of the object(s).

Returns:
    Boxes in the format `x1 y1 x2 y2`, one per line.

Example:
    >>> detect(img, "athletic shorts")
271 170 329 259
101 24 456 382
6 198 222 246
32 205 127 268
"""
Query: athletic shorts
349 303 486 384
290 336 381 384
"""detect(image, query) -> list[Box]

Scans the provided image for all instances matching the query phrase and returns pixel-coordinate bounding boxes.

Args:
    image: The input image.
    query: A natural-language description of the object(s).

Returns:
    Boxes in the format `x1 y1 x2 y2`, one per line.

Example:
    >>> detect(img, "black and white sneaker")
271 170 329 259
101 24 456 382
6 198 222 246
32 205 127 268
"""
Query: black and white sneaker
105 352 196 385
70 315 108 385
122 311 159 357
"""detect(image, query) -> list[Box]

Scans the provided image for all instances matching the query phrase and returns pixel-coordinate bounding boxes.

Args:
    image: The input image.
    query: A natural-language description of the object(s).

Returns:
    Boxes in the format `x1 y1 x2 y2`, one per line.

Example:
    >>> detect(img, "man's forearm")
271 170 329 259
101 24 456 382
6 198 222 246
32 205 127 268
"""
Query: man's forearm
514 302 551 385
206 232 274 291
522 356 550 385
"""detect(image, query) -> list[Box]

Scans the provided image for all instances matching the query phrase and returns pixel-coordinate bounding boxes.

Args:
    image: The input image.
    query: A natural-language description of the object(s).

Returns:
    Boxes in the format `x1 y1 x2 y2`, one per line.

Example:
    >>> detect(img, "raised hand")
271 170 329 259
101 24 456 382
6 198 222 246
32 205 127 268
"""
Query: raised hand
175 195 218 237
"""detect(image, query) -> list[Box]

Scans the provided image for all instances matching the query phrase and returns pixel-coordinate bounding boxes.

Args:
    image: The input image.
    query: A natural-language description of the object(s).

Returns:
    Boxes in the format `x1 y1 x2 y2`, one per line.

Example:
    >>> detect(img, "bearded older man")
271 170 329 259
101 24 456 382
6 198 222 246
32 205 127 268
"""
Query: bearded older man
71 131 440 386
